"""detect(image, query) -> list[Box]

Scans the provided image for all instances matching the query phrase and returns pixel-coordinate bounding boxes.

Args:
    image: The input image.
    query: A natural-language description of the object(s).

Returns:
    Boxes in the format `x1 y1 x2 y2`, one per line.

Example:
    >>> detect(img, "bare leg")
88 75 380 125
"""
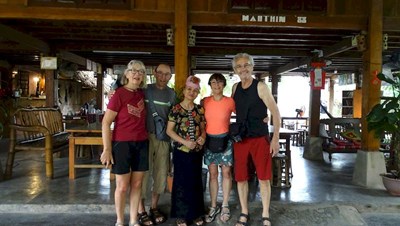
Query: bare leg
138 199 145 214
259 179 272 226
208 164 219 208
115 173 131 225
235 181 249 226
151 192 160 209
220 165 232 222
221 165 232 206
129 171 145 225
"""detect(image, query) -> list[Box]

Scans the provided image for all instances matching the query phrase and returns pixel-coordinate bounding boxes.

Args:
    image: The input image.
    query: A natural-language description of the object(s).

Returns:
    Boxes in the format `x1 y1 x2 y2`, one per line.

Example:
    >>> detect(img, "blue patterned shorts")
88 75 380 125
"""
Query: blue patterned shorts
204 139 233 166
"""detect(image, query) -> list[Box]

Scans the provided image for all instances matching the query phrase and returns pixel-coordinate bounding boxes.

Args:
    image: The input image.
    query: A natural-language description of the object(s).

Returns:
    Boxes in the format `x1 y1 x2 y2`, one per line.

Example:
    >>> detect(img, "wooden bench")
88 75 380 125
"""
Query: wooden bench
5 107 71 179
320 118 361 161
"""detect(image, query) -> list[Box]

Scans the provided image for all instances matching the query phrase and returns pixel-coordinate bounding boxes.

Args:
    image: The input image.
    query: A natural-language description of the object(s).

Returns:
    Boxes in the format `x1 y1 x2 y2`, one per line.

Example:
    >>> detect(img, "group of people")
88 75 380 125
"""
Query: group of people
100 53 281 226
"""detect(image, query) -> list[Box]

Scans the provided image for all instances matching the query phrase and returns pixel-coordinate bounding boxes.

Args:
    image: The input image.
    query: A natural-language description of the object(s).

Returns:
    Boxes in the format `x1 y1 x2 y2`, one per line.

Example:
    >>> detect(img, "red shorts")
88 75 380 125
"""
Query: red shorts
233 137 272 181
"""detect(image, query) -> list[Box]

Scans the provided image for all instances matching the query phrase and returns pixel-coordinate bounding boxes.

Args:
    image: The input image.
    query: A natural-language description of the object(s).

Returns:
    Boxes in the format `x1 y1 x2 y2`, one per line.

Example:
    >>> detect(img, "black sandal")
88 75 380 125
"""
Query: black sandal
262 217 271 226
149 208 167 225
176 218 187 226
193 217 204 226
236 213 249 226
138 211 154 226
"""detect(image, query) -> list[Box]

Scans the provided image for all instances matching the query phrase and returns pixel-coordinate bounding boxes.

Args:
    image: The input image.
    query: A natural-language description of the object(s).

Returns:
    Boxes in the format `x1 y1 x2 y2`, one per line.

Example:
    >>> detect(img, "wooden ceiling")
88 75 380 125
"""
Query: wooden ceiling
0 1 400 76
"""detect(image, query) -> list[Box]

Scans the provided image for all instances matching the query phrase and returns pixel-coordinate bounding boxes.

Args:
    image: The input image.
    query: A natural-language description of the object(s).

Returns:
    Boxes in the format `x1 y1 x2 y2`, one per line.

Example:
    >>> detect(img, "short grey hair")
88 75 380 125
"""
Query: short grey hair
231 53 255 69
121 60 147 88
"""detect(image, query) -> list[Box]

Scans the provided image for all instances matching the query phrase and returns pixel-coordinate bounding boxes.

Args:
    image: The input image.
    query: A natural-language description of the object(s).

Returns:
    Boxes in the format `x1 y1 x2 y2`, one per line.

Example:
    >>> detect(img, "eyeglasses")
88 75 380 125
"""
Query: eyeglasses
234 63 252 70
129 69 145 75
155 71 171 77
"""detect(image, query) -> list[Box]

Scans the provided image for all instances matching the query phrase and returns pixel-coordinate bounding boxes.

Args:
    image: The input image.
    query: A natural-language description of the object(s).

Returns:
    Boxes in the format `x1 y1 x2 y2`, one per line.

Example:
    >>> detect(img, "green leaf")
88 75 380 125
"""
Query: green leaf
377 73 395 84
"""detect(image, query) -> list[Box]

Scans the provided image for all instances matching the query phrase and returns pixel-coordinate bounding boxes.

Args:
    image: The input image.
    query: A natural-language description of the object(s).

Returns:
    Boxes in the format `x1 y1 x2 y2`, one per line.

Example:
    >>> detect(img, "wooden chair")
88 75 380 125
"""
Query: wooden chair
6 107 69 179
272 153 290 188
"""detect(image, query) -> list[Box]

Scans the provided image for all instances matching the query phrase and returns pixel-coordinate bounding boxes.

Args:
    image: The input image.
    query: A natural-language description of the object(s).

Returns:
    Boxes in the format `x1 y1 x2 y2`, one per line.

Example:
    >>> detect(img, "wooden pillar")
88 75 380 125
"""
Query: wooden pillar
96 72 103 111
174 0 188 92
308 89 321 137
303 87 324 161
352 0 386 189
361 0 382 152
44 70 56 107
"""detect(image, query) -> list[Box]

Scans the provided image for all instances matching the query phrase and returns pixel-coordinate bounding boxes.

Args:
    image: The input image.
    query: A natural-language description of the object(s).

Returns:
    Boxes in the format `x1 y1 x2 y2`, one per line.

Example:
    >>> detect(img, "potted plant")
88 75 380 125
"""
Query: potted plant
366 71 400 196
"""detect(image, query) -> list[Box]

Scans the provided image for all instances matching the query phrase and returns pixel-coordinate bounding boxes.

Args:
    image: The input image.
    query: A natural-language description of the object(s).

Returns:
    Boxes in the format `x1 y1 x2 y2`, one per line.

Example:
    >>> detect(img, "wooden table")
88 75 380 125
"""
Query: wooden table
281 117 308 130
66 123 113 180
269 126 299 157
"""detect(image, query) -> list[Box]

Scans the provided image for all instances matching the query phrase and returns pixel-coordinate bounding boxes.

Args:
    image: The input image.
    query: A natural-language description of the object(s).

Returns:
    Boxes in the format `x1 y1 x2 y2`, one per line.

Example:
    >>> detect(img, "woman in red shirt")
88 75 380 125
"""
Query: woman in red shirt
100 60 148 226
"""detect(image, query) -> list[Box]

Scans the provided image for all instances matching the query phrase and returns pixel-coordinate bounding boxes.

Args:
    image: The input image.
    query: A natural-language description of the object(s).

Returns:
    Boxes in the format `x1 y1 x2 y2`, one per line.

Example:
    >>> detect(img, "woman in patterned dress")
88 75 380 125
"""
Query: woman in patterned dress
166 75 206 226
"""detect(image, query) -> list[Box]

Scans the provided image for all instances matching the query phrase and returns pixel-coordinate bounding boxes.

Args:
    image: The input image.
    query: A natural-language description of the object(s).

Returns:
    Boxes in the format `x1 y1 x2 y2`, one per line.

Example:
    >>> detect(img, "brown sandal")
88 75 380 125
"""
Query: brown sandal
149 208 167 225
262 217 271 226
236 213 249 226
138 211 154 226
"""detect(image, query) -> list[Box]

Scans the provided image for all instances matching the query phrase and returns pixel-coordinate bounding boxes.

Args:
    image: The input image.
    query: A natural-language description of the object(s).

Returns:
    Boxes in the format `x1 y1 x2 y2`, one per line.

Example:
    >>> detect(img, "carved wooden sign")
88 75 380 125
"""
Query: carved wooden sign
241 15 307 24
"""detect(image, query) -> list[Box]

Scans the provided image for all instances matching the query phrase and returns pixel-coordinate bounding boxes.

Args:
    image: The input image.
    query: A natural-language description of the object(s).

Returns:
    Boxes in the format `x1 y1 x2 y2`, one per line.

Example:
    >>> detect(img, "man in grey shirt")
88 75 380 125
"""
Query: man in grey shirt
138 63 176 225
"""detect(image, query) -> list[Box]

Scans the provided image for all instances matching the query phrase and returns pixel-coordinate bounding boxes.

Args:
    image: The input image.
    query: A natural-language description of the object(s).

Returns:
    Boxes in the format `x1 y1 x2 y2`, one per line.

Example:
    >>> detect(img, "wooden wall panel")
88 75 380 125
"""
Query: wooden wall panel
208 0 227 12
189 0 227 12
156 0 173 11
189 0 209 12
384 0 400 16
133 0 174 11
351 0 368 15
0 0 26 4
134 0 157 10
334 0 368 15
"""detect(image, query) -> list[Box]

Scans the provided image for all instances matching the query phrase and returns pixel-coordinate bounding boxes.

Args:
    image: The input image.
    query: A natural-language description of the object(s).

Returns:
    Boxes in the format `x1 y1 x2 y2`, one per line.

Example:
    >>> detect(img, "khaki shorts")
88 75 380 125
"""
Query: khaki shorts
141 134 171 198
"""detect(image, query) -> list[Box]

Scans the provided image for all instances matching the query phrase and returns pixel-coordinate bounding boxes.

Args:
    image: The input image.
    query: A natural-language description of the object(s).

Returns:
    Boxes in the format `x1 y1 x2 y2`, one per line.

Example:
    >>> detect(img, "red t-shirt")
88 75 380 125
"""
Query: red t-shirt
107 87 148 141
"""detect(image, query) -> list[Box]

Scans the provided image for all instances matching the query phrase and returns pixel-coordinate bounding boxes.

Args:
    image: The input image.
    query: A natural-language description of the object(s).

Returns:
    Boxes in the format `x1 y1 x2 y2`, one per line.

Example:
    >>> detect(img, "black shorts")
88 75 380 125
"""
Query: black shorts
111 140 149 174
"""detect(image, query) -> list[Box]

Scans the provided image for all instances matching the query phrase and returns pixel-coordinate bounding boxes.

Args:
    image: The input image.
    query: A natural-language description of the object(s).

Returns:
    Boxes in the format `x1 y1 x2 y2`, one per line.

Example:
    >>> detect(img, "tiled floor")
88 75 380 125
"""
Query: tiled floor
0 138 399 225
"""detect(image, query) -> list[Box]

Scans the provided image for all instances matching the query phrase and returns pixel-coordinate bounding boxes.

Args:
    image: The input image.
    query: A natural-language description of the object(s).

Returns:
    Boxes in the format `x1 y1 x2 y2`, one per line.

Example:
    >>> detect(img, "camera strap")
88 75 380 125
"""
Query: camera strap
147 87 159 118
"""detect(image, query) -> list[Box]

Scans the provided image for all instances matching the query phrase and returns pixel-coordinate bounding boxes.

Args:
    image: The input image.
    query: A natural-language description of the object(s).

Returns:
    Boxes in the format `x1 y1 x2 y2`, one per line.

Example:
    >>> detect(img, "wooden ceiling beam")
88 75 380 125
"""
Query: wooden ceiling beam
190 47 309 57
273 37 358 75
0 24 50 54
322 37 357 57
0 6 368 30
272 57 311 75
0 7 173 24
58 51 87 67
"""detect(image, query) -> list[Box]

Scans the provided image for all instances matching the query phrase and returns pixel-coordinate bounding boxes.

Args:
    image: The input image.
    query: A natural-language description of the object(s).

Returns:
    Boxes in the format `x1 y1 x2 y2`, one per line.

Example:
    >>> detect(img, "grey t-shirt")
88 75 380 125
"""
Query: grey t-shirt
144 83 176 133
